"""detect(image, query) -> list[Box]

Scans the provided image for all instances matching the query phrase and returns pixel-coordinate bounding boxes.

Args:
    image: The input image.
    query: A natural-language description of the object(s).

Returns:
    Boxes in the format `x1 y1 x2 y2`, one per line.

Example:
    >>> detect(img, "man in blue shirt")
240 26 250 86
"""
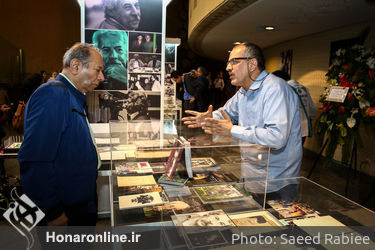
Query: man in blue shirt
182 42 302 196
18 43 104 226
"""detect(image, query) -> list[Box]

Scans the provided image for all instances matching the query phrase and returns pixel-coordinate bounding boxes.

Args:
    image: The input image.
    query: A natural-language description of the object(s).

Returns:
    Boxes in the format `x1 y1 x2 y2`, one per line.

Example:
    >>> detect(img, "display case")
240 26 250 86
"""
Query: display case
107 120 375 249
108 120 270 227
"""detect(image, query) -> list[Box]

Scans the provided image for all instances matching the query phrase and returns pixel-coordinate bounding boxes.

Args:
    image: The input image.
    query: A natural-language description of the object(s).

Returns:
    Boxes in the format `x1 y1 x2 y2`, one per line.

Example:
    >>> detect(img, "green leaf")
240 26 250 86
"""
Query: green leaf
340 127 347 137
320 114 327 123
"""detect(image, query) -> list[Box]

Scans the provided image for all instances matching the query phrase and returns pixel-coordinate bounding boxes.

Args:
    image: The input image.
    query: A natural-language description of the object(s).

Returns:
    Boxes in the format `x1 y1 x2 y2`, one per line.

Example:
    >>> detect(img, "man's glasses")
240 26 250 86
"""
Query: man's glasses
226 57 254 67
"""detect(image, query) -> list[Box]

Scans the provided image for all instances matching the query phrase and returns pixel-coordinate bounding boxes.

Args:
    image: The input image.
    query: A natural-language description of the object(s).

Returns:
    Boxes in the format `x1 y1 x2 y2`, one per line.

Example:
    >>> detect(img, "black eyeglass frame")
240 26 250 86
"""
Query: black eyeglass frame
226 57 255 67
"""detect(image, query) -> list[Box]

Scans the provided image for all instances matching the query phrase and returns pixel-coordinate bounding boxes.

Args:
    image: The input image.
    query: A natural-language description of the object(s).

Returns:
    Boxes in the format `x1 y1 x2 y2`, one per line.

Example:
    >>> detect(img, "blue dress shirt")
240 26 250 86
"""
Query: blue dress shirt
212 70 302 187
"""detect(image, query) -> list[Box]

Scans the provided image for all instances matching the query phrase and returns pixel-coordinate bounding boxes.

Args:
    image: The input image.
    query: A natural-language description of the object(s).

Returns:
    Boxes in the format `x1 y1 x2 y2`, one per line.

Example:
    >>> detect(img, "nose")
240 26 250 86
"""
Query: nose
130 5 139 15
226 62 232 72
98 70 104 81
109 49 118 59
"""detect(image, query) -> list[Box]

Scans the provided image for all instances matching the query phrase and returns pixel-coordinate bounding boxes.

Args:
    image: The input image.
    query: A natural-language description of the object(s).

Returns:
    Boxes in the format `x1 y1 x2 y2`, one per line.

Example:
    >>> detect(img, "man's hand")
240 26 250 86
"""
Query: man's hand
47 212 68 226
182 105 213 128
202 109 233 136
189 97 195 103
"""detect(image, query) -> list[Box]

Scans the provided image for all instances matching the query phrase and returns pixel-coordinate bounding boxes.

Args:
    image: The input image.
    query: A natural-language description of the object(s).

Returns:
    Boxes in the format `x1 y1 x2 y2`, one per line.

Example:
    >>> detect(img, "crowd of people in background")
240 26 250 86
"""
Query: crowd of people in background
171 66 236 116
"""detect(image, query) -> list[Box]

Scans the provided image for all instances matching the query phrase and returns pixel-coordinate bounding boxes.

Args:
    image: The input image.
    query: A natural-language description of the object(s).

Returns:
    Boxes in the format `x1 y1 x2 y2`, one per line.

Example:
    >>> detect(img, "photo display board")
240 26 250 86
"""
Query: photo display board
81 0 164 123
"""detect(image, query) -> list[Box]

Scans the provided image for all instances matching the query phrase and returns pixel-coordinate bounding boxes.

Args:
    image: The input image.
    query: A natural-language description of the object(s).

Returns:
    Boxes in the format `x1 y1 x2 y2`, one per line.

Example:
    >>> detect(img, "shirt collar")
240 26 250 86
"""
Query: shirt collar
59 73 78 90
239 70 269 95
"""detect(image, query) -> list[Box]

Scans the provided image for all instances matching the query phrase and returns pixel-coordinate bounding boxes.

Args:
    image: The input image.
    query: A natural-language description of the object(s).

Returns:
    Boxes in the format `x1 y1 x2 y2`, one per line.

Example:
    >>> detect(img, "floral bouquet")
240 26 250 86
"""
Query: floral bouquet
317 44 375 165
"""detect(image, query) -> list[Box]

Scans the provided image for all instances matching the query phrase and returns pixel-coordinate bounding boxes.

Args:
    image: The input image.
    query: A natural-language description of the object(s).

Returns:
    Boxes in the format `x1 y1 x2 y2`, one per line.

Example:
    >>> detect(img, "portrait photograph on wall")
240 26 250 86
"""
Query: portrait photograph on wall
87 90 161 123
84 0 162 33
129 32 162 53
128 53 161 73
86 29 129 90
128 73 161 91
165 44 176 63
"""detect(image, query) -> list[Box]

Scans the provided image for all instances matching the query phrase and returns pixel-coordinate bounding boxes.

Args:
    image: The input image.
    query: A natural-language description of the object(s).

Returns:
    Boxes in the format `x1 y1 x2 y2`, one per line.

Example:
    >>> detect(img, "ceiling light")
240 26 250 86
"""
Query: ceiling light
264 26 275 31
233 42 241 45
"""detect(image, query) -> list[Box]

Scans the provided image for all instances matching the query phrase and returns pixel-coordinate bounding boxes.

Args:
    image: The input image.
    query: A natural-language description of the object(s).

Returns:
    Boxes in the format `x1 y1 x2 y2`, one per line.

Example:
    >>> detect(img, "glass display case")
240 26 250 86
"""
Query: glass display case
108 120 270 227
107 120 375 249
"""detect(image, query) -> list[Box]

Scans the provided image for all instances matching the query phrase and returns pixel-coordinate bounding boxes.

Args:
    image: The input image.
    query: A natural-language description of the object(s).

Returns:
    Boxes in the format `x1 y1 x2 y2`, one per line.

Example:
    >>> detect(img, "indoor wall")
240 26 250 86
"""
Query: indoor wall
0 0 80 81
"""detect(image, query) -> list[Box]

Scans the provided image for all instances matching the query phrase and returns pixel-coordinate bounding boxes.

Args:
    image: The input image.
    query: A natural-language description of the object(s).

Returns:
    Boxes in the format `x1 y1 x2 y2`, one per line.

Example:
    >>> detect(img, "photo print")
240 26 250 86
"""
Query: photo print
85 0 162 33
128 53 161 73
86 29 128 90
165 62 175 75
165 44 176 63
128 73 161 91
86 90 161 123
129 32 161 53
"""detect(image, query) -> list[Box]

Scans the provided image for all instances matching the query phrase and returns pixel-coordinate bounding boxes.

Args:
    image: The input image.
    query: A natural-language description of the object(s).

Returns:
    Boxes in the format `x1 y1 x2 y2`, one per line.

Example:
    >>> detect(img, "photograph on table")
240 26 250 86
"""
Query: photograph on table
129 32 161 53
128 53 161 73
193 184 245 204
267 200 320 219
84 0 162 33
172 209 235 229
229 210 282 227
128 73 161 91
85 29 128 90
86 90 161 122
118 191 164 210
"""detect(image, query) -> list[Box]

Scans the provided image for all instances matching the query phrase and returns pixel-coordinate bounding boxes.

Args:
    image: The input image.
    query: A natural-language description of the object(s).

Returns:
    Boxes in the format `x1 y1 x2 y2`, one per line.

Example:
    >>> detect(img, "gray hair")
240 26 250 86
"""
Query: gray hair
102 0 122 9
92 30 128 48
239 42 265 71
62 43 100 69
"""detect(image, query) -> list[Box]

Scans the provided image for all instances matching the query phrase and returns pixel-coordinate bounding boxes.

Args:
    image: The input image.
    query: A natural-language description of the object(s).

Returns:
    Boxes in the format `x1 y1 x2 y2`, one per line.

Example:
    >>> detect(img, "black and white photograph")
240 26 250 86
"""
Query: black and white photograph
128 73 161 91
128 53 161 73
85 0 162 33
87 90 161 123
86 29 128 90
165 43 176 63
129 32 162 53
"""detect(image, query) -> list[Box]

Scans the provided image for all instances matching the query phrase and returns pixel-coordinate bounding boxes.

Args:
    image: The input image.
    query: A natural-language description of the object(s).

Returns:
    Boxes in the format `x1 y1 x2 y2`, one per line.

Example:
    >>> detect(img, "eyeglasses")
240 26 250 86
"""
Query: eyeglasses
226 57 254 67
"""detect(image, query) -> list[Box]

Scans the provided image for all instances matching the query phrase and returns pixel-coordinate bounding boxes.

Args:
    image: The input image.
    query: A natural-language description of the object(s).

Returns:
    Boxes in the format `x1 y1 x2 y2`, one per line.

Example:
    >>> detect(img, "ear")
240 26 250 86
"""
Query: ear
70 58 82 75
248 58 258 71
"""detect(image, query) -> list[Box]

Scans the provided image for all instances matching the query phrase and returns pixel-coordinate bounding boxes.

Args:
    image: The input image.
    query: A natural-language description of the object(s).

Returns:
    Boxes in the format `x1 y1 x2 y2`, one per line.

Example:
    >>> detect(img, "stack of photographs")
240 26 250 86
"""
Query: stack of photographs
267 200 320 225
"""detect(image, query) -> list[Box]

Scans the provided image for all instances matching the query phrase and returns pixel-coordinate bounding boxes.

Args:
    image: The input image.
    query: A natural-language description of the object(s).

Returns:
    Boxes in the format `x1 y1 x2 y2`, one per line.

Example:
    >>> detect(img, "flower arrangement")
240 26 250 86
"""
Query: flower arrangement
317 44 375 165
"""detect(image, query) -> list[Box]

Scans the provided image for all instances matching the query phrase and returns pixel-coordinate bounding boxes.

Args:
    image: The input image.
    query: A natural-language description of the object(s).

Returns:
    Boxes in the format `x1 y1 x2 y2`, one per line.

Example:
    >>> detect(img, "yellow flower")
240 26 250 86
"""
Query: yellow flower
358 82 364 87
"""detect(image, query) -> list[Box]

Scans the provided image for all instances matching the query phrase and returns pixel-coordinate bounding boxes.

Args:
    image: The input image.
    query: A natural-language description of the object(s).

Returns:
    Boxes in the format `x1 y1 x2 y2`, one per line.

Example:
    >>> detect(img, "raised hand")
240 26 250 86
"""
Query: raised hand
182 105 213 128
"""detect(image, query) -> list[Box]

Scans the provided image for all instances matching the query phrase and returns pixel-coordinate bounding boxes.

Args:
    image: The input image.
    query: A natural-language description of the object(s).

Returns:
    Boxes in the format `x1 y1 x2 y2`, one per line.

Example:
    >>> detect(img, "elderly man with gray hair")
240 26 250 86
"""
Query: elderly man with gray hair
93 29 128 89
98 0 141 30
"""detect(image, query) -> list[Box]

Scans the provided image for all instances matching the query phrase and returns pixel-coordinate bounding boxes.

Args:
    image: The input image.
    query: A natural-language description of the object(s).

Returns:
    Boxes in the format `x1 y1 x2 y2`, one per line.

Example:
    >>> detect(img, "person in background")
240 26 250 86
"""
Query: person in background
147 55 161 70
272 70 316 145
144 34 154 53
213 71 225 108
129 53 144 71
182 42 302 199
40 70 48 83
98 0 141 31
171 70 203 116
196 66 209 112
19 43 104 226
48 71 58 81
22 73 43 103
131 34 144 52
93 30 128 89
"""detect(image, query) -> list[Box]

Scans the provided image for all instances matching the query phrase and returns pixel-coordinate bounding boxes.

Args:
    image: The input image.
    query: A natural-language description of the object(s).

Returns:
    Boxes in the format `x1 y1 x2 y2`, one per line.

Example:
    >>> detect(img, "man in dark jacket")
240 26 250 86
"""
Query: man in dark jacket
19 43 104 226
171 70 204 116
